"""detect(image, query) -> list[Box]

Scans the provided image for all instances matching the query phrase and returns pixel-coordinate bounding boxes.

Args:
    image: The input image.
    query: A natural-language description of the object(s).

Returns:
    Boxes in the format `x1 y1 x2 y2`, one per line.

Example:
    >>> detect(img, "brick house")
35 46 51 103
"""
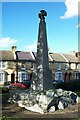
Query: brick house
0 46 80 85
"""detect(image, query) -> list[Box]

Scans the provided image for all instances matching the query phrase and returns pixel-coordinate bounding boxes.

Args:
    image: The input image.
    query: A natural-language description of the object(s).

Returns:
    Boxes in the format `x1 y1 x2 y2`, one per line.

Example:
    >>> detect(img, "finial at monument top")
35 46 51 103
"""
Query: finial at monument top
38 10 47 21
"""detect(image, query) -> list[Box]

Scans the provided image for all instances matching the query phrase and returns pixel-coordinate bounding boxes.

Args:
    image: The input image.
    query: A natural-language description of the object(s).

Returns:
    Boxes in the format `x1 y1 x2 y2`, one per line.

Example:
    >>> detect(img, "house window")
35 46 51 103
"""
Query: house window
74 71 79 80
57 63 61 70
2 62 5 68
18 74 21 81
18 71 28 82
0 62 5 68
22 73 26 81
0 74 2 81
58 73 62 80
0 63 1 68
65 63 69 70
0 73 4 82
55 71 63 81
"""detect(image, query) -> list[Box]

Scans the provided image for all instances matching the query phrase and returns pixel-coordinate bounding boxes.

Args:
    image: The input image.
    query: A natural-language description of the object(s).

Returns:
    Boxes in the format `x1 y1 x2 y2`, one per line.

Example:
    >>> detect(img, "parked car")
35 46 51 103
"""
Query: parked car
8 83 27 89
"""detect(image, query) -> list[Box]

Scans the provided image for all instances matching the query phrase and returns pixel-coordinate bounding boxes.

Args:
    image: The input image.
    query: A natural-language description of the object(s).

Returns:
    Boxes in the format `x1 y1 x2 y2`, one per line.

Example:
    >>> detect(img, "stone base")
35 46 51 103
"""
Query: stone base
8 88 80 114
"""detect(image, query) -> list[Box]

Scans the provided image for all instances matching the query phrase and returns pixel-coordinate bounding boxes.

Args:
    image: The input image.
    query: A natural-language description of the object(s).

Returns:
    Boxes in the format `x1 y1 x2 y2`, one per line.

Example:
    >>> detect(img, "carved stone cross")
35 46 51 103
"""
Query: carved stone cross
38 10 47 21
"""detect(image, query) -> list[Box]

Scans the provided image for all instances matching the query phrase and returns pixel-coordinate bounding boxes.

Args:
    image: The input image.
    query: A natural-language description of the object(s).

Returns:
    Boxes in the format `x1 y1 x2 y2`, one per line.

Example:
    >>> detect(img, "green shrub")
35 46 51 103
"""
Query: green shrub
55 80 80 91
75 91 80 97
0 87 10 94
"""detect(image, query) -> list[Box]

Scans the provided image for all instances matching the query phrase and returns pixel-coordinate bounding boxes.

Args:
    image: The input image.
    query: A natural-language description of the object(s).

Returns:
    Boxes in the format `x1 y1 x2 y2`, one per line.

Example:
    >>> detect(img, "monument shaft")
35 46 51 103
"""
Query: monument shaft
36 10 53 91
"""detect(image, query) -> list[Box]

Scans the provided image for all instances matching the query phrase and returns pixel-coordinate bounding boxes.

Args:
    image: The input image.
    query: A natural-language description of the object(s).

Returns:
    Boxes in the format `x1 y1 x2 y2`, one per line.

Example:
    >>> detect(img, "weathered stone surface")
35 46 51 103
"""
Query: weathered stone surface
70 93 77 103
37 93 53 112
58 101 65 110
34 10 53 91
56 88 63 96
8 88 80 114
46 90 54 98
25 104 44 114
47 97 59 112
18 100 25 108
76 96 80 103
48 106 55 112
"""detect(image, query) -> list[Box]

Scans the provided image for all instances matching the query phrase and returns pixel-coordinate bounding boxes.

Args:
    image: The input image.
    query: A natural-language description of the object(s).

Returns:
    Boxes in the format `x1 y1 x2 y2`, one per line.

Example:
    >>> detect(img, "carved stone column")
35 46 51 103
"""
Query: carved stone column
36 10 53 91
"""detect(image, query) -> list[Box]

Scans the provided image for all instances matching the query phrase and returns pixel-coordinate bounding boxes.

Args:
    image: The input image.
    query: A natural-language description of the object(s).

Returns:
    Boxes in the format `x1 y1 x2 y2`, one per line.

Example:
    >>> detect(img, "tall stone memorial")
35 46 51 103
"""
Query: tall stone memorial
36 10 53 91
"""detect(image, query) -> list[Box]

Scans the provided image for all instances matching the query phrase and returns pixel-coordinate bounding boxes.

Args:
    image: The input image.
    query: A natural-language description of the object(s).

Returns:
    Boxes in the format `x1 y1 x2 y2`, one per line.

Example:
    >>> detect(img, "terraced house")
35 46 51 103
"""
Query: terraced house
0 46 80 85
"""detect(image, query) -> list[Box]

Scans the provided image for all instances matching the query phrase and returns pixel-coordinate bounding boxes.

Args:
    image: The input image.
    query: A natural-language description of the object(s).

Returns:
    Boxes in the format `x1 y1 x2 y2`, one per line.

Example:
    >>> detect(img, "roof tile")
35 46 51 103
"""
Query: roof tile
0 51 14 60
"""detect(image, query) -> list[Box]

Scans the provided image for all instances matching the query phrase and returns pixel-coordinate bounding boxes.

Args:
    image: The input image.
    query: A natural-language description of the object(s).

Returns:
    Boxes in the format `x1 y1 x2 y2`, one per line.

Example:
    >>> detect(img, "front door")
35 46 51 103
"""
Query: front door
11 72 15 83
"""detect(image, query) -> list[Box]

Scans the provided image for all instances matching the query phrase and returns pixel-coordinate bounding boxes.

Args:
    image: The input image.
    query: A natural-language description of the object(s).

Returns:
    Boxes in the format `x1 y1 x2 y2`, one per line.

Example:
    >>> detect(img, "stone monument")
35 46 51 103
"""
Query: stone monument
36 10 53 91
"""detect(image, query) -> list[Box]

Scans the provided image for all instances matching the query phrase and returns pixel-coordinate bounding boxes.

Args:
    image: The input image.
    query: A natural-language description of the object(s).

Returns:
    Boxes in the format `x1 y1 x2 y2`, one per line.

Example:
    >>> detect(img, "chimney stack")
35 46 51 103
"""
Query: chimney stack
12 46 17 52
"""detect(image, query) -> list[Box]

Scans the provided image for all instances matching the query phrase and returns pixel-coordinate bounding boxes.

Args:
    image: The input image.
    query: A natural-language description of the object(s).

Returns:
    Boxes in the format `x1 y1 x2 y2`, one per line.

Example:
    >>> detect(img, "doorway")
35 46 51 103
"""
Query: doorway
11 72 15 83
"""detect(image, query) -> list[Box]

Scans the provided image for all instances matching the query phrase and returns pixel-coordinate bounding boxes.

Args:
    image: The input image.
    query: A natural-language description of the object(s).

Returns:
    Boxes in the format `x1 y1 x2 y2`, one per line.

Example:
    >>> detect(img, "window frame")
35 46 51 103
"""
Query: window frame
0 61 6 69
55 71 63 81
